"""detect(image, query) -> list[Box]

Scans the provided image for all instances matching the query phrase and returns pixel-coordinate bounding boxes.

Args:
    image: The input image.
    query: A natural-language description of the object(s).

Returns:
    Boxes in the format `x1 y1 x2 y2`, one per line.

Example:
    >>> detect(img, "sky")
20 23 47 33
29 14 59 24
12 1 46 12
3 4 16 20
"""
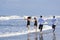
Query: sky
0 0 60 16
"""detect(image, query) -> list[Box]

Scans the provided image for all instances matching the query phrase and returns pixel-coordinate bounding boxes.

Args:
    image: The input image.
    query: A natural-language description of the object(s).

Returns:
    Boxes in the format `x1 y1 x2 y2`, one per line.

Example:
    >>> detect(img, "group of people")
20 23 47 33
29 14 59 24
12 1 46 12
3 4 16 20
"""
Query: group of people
26 16 57 33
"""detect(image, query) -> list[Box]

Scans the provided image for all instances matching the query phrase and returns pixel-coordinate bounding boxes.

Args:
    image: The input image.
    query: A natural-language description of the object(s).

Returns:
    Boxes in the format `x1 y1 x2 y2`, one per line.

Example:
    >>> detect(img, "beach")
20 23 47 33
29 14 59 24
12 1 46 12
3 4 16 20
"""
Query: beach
0 27 60 40
0 0 60 40
0 23 60 40
0 16 60 40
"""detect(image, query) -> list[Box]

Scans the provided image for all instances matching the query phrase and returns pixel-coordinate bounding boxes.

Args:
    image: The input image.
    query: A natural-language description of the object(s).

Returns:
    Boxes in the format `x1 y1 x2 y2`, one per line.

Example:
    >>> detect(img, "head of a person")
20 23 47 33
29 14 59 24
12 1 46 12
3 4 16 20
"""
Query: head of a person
27 16 31 20
40 16 42 18
34 17 36 20
53 16 55 18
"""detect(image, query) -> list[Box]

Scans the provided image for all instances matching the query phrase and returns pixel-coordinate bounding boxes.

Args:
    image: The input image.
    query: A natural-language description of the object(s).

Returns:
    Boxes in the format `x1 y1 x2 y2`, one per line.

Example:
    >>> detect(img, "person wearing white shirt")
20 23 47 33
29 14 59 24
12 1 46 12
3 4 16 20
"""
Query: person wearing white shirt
38 16 45 32
51 16 57 32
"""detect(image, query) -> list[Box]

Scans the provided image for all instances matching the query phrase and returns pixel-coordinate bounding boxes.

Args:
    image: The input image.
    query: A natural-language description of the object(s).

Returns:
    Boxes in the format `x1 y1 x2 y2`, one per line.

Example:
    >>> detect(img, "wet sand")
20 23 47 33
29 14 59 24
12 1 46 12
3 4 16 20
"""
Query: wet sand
0 25 60 40
0 30 60 40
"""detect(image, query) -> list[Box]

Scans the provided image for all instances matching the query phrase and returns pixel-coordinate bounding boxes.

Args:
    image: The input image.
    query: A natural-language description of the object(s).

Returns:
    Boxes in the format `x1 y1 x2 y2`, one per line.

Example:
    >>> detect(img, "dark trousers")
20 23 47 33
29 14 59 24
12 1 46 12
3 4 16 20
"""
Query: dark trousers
52 25 56 32
39 24 43 32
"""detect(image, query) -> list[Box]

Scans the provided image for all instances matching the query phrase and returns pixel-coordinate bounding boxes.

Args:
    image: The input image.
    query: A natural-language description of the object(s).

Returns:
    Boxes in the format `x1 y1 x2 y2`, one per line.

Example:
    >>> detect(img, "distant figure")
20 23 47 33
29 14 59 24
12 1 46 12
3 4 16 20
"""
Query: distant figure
38 16 45 33
27 17 31 32
34 17 37 32
34 17 38 40
51 16 57 32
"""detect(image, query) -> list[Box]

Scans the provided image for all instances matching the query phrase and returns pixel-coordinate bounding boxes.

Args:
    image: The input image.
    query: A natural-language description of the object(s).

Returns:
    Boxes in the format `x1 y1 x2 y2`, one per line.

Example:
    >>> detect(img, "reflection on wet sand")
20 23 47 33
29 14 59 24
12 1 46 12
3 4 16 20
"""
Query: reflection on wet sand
27 32 56 40
39 33 43 40
27 33 30 40
52 32 56 40
35 32 38 40
35 37 38 40
27 32 38 40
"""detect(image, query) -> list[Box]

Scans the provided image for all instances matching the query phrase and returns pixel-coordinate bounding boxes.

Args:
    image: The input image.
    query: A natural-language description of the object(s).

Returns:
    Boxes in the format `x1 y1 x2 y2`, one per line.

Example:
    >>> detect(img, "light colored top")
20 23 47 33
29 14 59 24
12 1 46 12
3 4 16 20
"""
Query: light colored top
51 18 57 25
38 18 45 24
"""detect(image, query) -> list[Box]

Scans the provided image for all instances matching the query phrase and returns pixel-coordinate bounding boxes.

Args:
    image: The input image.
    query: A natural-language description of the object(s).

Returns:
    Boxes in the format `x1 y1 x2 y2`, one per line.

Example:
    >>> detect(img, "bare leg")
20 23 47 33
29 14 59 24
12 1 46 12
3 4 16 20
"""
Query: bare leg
27 25 30 40
34 26 37 32
27 25 30 33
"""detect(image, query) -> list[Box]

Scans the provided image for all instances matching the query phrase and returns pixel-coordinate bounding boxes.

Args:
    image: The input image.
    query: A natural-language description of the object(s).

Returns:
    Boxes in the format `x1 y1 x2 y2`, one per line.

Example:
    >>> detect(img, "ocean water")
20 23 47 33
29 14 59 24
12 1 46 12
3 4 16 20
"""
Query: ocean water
0 0 60 40
0 16 60 40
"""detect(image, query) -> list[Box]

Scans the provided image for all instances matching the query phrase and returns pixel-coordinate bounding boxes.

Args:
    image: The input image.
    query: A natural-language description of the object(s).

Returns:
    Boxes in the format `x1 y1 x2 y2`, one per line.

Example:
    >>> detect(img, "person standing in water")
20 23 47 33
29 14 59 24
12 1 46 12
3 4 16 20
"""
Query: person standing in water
38 16 45 33
27 17 31 40
34 17 37 32
51 16 57 32
34 17 38 40
27 17 31 33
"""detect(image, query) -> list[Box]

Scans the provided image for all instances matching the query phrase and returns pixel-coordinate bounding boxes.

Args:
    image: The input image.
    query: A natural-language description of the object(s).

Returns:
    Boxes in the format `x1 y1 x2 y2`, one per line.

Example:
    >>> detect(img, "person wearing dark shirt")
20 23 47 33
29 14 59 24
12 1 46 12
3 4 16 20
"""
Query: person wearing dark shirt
27 17 31 33
34 17 37 32
34 17 38 40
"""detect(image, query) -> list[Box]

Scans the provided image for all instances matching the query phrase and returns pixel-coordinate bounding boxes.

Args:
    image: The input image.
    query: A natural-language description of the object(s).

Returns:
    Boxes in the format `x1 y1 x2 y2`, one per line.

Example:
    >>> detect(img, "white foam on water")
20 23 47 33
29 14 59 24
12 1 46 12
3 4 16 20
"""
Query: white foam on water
0 25 52 37
0 15 24 20
44 16 60 20
0 15 60 21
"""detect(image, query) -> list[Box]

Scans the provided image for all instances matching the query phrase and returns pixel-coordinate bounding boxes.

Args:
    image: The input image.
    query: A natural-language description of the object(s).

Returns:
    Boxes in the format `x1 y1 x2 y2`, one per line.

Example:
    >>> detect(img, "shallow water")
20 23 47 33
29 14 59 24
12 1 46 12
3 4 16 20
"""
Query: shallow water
0 18 60 40
0 25 60 40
